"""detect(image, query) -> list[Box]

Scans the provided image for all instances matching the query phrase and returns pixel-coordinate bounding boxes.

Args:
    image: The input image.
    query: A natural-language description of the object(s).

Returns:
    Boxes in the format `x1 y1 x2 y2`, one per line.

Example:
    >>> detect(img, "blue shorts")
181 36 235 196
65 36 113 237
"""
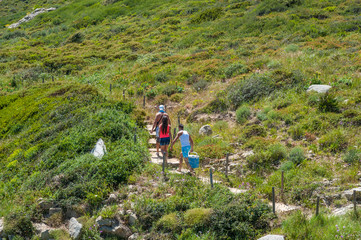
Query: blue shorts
160 137 170 146
181 146 191 158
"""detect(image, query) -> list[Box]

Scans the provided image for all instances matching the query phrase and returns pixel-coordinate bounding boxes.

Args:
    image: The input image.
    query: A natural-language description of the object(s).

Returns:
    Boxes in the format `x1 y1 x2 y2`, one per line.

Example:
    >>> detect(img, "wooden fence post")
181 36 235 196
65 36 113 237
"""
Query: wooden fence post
316 197 320 216
210 168 214 188
354 190 357 213
110 84 112 92
143 95 146 108
272 187 276 214
281 171 284 200
225 153 229 177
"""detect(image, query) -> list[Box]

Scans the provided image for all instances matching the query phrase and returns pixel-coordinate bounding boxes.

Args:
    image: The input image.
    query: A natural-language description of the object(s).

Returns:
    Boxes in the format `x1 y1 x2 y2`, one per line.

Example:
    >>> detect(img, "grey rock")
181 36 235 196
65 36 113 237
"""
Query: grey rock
8 8 56 28
258 235 285 240
69 218 82 239
342 187 361 201
96 216 115 227
307 84 332 94
113 224 132 239
107 193 118 203
49 208 62 217
199 125 212 135
128 233 139 240
0 217 4 238
34 223 52 240
332 204 355 216
127 210 137 226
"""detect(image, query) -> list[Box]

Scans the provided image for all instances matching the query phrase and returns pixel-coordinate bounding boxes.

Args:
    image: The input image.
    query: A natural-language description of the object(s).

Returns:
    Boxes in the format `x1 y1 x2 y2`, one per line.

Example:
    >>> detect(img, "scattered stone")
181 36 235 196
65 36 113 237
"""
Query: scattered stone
331 204 357 216
128 233 139 240
34 223 52 240
91 138 107 159
342 187 361 202
306 84 332 94
49 208 62 217
126 210 138 226
107 193 118 203
241 150 254 158
69 218 82 240
199 125 212 135
229 188 248 194
96 216 115 227
113 224 132 239
258 235 285 240
8 8 56 28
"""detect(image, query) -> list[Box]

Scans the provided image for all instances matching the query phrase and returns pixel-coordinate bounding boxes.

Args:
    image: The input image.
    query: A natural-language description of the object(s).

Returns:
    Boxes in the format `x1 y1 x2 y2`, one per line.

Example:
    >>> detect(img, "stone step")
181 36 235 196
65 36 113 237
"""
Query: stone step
148 138 156 146
150 157 179 168
146 125 153 131
149 148 158 152
229 188 248 194
150 132 156 137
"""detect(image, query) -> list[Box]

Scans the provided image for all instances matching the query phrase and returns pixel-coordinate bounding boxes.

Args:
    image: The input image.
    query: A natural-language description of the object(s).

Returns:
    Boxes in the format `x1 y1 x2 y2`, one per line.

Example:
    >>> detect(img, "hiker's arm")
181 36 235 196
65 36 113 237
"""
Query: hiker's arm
151 115 159 132
189 135 194 152
170 132 181 150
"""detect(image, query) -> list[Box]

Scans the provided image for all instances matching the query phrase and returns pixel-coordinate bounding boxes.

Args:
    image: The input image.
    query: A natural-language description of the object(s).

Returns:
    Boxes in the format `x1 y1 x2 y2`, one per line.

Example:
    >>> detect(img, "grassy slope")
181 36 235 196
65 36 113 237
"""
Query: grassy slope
1 0 361 238
0 82 148 216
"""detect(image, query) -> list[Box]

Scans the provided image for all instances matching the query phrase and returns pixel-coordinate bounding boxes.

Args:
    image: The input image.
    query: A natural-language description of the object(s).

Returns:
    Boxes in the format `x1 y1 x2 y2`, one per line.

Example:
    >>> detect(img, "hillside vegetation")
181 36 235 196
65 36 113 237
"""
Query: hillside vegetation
1 0 361 239
0 83 148 216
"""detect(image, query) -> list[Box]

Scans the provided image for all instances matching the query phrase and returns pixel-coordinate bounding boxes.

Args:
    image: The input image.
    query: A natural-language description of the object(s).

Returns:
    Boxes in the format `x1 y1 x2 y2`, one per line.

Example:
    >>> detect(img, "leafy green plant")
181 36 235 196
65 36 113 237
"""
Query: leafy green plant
319 129 347 153
318 94 339 113
288 147 305 165
193 79 209 92
343 148 361 165
243 125 267 138
156 212 180 233
236 105 251 124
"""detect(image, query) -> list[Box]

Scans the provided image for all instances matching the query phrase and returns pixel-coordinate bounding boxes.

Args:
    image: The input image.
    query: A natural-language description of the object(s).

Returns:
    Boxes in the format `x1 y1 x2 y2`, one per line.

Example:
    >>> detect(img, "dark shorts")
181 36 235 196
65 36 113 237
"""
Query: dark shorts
160 137 170 146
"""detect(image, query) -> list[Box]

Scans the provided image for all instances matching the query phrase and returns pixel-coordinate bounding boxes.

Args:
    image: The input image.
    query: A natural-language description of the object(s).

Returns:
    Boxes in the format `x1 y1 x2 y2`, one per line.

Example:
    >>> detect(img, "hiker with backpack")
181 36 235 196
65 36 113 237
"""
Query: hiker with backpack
169 124 195 175
151 105 171 158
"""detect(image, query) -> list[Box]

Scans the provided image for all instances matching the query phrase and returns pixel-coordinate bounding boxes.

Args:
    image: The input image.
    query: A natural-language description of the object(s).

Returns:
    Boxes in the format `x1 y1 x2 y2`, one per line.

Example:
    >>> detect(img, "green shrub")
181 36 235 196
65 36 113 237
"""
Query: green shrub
191 7 223 23
162 85 183 96
280 160 295 171
288 147 305 165
155 71 169 82
268 143 287 164
170 93 184 103
318 94 339 113
156 212 180 233
66 32 84 43
244 125 267 138
352 115 361 126
319 129 347 153
193 79 209 92
146 88 158 99
183 208 213 227
224 63 249 78
256 0 302 16
236 105 251 124
4 212 34 238
343 148 361 165
288 124 304 140
343 109 359 118
211 196 270 239
227 74 274 109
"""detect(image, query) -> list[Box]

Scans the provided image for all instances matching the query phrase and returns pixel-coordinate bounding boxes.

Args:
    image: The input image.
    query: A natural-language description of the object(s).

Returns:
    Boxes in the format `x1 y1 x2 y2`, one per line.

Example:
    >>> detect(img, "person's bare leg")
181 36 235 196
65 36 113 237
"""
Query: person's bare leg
164 145 169 164
156 141 160 157
185 157 195 175
178 152 183 171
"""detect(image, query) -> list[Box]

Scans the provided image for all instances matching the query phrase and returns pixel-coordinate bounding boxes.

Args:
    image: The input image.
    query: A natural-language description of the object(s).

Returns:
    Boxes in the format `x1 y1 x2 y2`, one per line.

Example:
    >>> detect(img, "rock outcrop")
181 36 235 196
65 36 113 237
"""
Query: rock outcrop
69 218 82 239
199 125 212 135
96 216 132 239
258 235 285 240
8 8 56 29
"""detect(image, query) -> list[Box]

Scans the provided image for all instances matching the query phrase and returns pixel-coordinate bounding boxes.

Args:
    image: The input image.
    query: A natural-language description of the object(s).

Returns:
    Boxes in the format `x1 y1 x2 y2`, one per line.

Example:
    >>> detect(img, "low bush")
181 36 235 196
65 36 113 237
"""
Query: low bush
318 94 339 113
162 85 183 96
191 7 223 23
183 208 213 228
319 129 347 153
156 212 180 233
280 160 295 171
227 74 274 109
288 147 305 165
236 105 251 124
268 143 287 164
289 124 304 140
4 211 34 238
193 79 209 92
224 63 249 78
243 125 267 138
343 148 361 165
